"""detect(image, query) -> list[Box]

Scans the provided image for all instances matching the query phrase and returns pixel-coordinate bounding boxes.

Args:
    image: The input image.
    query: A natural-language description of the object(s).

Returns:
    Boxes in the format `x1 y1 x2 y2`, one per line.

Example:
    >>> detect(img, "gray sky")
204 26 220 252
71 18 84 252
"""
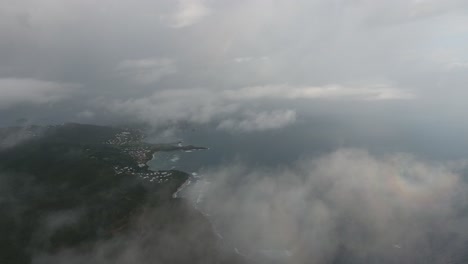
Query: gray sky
4 2 468 262
1 0 468 131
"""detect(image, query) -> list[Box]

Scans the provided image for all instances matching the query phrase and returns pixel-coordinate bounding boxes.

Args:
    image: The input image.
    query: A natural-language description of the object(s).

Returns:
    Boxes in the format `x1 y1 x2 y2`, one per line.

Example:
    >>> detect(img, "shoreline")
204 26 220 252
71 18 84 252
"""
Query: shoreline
172 176 191 198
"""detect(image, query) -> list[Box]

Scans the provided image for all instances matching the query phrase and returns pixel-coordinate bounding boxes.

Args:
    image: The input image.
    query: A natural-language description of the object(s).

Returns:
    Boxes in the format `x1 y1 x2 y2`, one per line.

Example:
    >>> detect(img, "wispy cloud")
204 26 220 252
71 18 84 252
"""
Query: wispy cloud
107 87 295 132
0 0 467 125
167 0 211 28
106 81 412 131
190 149 468 262
116 58 177 85
0 78 75 109
226 84 415 101
217 110 297 132
76 110 95 119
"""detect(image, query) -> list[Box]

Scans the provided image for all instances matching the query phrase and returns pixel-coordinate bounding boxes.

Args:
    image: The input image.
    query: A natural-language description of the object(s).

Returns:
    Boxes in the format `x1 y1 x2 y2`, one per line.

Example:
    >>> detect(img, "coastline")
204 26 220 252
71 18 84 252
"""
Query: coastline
172 176 191 198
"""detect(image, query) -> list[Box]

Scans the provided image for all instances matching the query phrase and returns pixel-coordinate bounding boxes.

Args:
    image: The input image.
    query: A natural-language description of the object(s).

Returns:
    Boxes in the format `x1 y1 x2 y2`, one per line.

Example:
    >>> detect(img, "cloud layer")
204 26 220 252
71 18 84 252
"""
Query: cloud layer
116 58 177 85
1 0 467 128
190 149 468 263
167 0 211 28
106 81 410 131
217 110 296 132
225 84 414 101
20 148 468 263
0 78 73 109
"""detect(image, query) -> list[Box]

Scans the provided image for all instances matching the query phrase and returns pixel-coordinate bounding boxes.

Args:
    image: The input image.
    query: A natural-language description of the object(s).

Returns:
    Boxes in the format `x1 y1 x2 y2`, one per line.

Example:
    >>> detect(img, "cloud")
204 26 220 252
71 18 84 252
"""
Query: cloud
0 0 467 137
31 199 232 264
445 61 468 71
106 81 411 130
342 0 468 26
167 0 211 28
217 110 296 132
0 125 46 150
76 110 95 119
189 149 468 262
26 148 468 263
233 57 254 63
107 88 240 126
107 88 298 132
0 78 74 109
225 84 415 101
116 58 177 85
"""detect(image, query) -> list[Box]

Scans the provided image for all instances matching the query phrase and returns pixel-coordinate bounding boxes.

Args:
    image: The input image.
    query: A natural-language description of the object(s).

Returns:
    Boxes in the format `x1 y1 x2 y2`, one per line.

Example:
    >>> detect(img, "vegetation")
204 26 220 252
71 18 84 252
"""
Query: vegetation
0 123 222 264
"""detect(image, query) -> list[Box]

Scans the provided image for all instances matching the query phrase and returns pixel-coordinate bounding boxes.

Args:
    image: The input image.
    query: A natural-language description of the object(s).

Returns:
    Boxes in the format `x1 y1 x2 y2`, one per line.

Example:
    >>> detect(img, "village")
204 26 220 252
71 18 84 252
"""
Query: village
105 129 192 185
113 165 174 184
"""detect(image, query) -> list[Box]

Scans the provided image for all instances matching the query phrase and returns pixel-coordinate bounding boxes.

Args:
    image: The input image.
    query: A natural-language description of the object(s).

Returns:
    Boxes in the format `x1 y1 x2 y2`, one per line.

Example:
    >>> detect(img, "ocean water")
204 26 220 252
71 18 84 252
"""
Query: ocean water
147 149 213 174
147 118 468 175
146 123 340 174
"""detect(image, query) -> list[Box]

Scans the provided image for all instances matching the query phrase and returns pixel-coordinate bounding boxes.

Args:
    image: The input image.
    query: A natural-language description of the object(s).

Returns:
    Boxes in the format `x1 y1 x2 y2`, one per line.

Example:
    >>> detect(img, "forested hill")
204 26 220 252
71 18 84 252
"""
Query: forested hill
0 123 242 264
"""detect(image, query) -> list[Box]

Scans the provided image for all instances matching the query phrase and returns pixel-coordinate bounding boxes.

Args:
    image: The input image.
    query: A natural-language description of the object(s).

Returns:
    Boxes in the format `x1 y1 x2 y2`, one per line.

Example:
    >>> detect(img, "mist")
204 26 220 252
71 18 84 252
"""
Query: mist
189 149 468 263
23 148 468 263
2 0 468 263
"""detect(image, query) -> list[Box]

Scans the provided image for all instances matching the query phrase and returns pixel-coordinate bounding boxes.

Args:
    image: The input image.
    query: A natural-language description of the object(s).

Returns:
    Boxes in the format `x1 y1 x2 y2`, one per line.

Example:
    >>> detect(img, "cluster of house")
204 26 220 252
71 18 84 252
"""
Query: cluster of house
105 130 144 145
113 166 173 184
141 171 173 184
105 130 178 184
104 130 154 165
123 147 152 165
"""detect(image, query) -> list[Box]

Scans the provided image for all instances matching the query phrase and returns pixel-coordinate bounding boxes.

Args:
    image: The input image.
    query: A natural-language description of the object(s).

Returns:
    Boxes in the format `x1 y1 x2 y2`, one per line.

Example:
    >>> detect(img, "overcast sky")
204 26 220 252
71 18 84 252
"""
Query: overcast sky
1 0 468 131
4 2 468 262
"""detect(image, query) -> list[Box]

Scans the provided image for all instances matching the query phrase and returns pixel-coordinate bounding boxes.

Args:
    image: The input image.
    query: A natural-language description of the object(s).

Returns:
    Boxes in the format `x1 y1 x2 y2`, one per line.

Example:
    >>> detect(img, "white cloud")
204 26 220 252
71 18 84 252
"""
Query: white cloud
107 88 240 127
108 87 297 132
76 110 95 119
167 0 211 28
445 61 468 71
217 110 296 132
107 81 411 131
233 56 269 63
0 78 74 109
116 58 177 85
233 57 253 63
226 84 415 101
191 149 468 262
2 0 468 125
